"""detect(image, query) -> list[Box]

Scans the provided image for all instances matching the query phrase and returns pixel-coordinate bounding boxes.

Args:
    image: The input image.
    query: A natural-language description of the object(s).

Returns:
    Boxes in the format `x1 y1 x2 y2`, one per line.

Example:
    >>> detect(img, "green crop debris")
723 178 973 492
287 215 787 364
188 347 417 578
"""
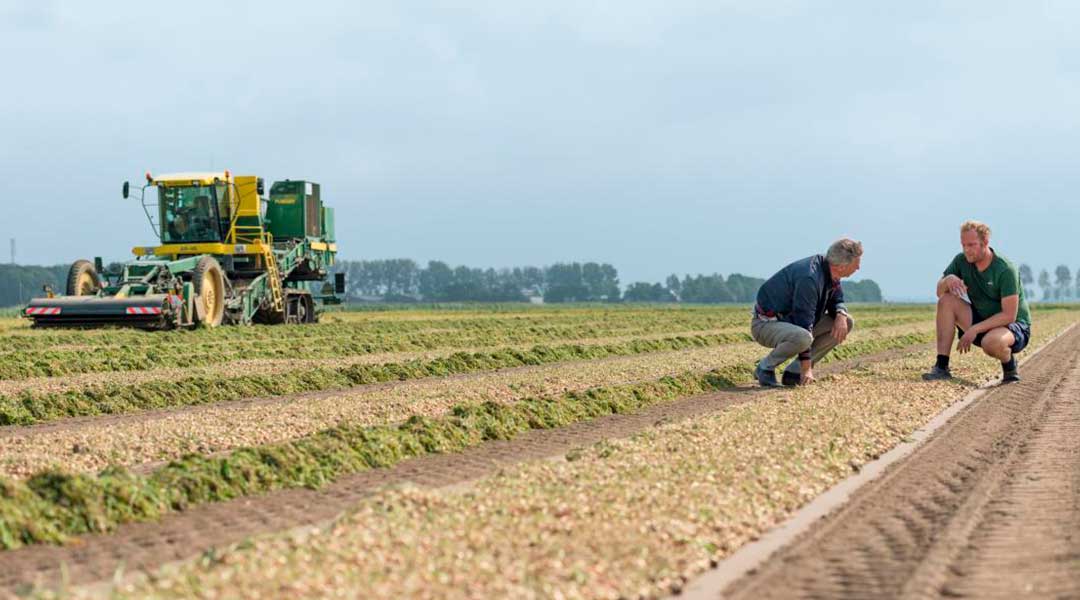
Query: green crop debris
0 328 937 550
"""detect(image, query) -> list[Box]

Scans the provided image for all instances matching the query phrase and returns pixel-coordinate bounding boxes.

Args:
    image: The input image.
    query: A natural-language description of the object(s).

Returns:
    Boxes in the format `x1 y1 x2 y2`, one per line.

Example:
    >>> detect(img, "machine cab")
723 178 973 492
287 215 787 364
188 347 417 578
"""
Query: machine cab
159 182 231 244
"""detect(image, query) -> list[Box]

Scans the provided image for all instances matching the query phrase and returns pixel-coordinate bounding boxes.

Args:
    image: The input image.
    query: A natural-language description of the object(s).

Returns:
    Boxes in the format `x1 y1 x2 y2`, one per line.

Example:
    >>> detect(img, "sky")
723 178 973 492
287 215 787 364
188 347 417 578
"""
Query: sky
2 1 1079 301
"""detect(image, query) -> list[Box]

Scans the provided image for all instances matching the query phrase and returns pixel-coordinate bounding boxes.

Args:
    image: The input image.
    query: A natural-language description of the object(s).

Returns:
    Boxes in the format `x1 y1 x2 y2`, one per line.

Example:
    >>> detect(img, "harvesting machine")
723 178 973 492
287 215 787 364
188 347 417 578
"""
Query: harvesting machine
24 171 344 328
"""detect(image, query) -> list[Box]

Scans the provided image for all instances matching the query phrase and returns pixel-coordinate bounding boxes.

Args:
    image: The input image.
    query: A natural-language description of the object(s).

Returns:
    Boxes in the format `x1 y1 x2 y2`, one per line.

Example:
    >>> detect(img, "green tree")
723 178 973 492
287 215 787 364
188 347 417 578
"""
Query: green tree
418 260 454 301
680 274 735 303
623 282 673 302
581 262 620 301
544 263 589 303
1019 263 1034 299
725 273 766 303
842 280 883 302
665 274 682 300
1038 269 1052 301
1055 265 1072 300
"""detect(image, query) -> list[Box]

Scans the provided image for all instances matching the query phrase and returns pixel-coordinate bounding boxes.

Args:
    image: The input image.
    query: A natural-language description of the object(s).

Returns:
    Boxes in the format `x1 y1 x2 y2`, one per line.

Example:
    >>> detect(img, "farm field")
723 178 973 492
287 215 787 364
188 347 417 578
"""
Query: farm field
0 303 1077 598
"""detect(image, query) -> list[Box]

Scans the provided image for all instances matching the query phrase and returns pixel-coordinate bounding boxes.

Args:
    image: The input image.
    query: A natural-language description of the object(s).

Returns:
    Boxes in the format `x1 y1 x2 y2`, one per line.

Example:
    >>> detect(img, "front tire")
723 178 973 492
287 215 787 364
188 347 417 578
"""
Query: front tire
66 260 100 296
192 256 226 327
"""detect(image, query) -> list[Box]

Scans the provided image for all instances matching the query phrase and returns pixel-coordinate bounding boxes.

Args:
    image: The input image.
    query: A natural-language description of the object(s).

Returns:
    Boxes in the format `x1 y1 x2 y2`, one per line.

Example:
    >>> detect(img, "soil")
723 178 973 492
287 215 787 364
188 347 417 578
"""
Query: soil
722 325 1080 599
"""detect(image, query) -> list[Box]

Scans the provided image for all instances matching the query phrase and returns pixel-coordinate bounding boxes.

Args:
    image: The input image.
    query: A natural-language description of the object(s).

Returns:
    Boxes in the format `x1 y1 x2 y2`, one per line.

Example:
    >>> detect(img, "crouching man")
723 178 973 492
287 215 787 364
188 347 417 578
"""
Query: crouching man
751 239 862 387
923 221 1031 383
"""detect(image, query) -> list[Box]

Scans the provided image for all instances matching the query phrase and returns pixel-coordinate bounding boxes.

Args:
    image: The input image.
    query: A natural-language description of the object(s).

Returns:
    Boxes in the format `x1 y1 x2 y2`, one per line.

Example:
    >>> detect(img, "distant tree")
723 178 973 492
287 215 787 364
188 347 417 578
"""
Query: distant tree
1075 267 1080 301
521 266 545 296
725 273 766 303
581 262 620 301
623 282 674 302
418 260 453 301
0 264 69 306
1038 269 1052 301
1055 265 1072 300
842 280 883 302
680 274 735 303
1019 263 1035 299
544 263 589 303
665 274 682 300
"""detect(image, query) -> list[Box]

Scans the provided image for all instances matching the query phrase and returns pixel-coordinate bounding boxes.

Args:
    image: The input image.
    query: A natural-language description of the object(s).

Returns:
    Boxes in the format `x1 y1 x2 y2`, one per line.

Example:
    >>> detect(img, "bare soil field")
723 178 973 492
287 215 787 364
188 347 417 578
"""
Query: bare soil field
722 320 1080 600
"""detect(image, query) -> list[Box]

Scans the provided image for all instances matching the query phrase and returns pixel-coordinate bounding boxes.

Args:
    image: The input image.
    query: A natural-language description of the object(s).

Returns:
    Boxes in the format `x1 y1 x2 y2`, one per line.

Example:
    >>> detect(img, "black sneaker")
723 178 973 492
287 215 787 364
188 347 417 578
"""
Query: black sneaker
1002 368 1021 384
781 371 801 387
922 365 953 381
755 363 782 387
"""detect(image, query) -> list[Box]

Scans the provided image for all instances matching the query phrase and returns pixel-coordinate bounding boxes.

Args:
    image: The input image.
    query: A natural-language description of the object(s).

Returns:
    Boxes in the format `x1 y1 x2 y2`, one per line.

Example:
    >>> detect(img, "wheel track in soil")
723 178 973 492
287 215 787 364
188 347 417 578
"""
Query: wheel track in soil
721 324 1080 600
0 344 923 595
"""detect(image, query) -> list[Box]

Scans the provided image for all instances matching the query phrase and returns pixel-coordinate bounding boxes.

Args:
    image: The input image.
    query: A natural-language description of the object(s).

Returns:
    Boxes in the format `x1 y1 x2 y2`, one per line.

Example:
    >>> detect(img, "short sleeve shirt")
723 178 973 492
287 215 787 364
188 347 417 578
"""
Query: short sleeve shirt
943 249 1030 326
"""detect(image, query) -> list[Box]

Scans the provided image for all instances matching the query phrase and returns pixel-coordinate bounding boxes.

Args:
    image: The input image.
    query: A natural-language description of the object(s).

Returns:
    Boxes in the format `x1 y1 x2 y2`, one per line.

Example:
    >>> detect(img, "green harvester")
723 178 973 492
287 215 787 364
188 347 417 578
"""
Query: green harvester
24 170 344 329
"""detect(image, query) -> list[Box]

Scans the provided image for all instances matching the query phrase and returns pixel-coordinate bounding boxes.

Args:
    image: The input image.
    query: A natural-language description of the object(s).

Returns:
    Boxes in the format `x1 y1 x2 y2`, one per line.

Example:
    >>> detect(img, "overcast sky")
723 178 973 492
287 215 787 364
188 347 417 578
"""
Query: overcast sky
3 1 1078 300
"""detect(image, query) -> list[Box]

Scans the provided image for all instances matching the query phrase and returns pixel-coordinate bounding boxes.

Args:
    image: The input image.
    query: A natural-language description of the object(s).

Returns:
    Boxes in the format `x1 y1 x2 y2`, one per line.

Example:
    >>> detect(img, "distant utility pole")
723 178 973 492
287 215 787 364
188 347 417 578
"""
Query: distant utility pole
9 238 13 265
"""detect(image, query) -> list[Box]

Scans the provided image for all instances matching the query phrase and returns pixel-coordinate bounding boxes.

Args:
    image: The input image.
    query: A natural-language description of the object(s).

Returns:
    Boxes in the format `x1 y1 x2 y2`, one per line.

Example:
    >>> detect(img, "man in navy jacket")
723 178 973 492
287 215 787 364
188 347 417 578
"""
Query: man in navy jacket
752 239 863 387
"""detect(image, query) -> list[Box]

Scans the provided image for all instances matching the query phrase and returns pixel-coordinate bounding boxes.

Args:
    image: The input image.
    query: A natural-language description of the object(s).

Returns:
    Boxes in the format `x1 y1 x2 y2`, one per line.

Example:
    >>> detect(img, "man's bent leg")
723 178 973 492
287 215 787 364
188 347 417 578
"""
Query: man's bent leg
980 327 1015 362
783 314 856 376
751 319 813 371
925 295 975 381
935 294 974 356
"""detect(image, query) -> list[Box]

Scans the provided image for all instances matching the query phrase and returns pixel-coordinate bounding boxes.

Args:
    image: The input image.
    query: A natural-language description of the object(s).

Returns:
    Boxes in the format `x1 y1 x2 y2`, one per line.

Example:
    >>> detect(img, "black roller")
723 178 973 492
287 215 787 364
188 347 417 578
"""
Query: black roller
25 295 173 329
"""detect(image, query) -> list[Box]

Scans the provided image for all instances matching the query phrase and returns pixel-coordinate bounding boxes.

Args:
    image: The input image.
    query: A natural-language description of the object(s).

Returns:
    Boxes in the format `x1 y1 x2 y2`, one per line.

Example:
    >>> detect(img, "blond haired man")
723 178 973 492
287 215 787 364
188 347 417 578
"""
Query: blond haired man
752 239 862 387
923 221 1030 383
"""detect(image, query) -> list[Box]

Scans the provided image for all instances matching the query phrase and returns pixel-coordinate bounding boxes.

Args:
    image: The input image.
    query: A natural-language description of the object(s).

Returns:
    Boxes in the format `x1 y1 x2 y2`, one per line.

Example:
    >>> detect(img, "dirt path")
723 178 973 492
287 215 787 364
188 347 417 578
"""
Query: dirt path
721 324 1080 599
0 345 919 595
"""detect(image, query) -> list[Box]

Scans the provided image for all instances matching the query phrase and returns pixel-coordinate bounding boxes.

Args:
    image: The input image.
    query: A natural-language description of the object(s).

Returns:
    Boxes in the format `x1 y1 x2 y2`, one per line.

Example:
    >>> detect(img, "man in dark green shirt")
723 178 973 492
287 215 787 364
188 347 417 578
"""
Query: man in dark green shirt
923 221 1031 383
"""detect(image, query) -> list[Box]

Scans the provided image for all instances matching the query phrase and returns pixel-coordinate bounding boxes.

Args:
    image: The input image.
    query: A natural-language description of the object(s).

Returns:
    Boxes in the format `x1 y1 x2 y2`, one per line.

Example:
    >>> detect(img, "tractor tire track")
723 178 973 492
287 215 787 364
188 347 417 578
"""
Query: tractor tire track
721 324 1080 600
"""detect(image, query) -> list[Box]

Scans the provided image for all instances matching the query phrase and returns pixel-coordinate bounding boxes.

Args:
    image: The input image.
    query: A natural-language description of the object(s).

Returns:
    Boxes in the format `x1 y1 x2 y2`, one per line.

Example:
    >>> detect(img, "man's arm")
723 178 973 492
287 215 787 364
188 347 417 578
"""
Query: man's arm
790 277 818 378
966 295 1019 335
827 282 846 318
938 258 966 298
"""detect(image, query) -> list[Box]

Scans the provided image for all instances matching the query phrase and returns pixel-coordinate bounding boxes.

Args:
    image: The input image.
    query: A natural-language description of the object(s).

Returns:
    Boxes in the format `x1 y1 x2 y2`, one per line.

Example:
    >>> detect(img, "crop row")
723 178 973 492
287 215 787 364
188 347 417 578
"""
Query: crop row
0 323 948 550
0 332 752 427
0 307 749 348
96 312 1080 599
0 314 940 428
0 304 935 356
0 309 936 380
0 322 939 479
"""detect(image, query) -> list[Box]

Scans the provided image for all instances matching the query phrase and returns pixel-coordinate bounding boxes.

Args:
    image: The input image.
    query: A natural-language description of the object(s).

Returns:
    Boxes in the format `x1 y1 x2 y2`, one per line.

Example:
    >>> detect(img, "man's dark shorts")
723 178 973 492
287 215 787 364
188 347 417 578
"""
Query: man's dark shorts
957 306 1031 353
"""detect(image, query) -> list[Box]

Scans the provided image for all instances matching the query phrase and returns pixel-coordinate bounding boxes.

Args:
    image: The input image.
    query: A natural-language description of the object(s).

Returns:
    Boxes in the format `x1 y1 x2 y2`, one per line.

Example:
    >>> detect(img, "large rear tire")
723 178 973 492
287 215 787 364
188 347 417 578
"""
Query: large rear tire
65 260 100 296
192 256 226 328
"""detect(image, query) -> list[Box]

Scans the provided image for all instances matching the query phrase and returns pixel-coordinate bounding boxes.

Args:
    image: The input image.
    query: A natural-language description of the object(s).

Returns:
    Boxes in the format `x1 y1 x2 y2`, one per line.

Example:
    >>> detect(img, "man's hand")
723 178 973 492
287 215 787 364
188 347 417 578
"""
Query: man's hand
831 314 850 343
957 329 978 353
944 275 968 298
800 364 816 385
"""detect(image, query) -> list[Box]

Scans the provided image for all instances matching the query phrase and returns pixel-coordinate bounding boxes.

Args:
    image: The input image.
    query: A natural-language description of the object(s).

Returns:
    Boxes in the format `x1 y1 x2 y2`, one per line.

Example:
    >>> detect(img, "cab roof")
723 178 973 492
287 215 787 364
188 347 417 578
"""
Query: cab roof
151 172 233 186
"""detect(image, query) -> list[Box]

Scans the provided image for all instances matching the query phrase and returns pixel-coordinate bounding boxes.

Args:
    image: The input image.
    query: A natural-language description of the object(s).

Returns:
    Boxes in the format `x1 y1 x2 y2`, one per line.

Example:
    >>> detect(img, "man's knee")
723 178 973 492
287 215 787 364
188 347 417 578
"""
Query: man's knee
937 294 962 312
794 329 813 352
982 329 1013 356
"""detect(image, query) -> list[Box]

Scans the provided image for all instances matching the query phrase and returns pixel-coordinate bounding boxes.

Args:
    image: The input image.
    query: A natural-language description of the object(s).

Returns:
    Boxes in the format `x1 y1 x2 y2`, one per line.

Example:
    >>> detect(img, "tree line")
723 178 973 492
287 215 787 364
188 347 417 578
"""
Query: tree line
0 259 885 306
332 259 883 303
1020 264 1080 301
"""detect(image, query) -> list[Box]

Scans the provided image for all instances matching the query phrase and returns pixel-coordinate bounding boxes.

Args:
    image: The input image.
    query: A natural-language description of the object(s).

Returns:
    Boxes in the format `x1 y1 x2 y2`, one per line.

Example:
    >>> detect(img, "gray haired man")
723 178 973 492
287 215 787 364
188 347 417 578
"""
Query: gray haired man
751 239 863 387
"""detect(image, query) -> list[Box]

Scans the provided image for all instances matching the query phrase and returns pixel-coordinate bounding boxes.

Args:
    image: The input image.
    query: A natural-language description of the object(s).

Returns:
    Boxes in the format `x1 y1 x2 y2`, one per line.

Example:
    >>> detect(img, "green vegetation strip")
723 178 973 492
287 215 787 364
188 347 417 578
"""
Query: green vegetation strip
0 332 751 427
0 319 747 379
0 306 935 378
0 331 929 550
